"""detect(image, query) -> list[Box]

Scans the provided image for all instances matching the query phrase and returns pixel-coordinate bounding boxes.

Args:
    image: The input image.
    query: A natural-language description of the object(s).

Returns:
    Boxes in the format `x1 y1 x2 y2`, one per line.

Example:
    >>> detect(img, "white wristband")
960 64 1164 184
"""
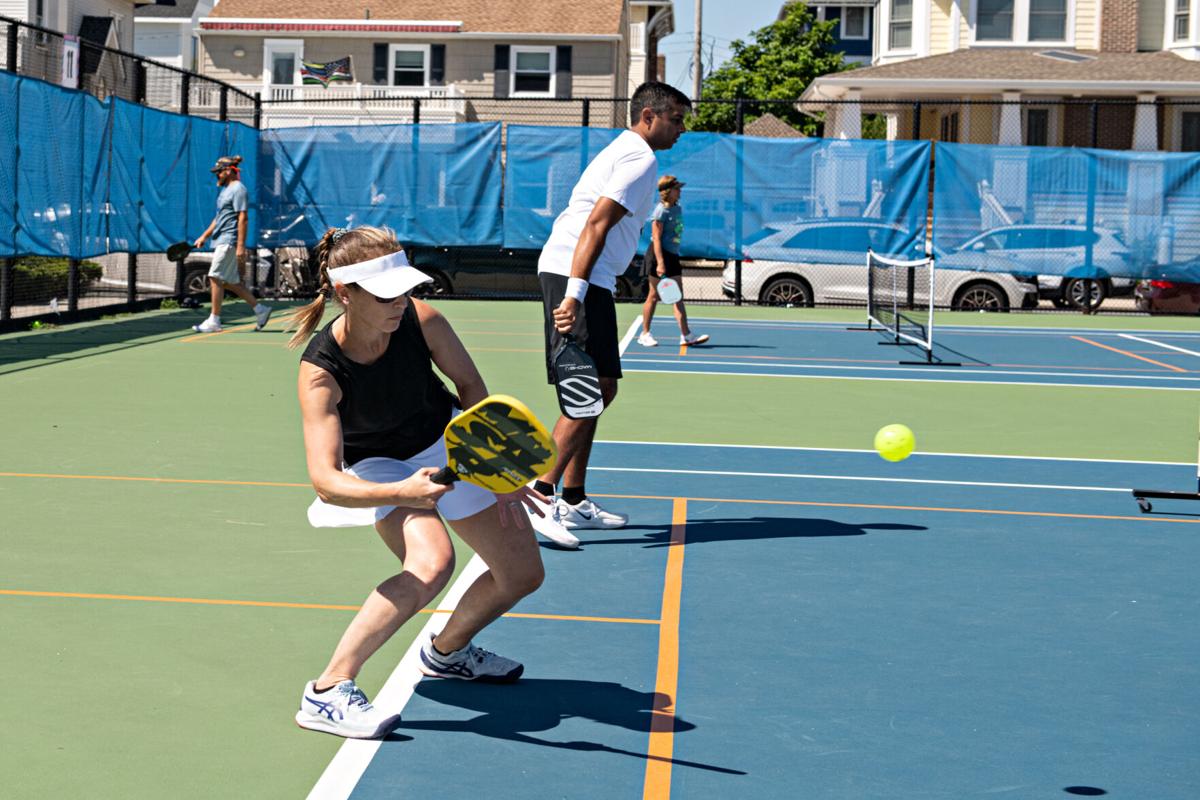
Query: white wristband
565 277 589 302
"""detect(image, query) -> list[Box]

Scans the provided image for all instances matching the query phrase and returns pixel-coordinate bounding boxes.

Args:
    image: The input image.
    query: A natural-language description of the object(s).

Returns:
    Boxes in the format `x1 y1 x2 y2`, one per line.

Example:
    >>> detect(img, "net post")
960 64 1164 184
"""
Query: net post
126 253 137 310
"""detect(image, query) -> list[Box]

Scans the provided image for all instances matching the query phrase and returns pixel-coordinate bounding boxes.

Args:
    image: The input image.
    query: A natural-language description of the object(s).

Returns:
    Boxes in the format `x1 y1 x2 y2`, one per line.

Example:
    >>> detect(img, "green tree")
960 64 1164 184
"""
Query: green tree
689 1 852 135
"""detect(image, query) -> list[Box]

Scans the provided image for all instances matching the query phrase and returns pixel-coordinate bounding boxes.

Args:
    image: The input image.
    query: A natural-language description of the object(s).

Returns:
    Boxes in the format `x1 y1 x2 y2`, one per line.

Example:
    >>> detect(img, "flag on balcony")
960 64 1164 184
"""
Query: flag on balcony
301 57 353 87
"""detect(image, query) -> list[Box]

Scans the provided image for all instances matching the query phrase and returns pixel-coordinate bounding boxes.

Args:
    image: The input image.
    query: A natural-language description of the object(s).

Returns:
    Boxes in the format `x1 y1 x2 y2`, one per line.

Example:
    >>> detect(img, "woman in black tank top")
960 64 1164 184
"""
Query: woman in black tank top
286 226 551 740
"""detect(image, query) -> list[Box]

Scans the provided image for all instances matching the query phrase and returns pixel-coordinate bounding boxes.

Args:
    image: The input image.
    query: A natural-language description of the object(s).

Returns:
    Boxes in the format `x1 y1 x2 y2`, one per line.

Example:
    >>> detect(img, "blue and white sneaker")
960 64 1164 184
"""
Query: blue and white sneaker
555 497 628 530
523 483 580 549
253 302 273 331
419 633 524 682
294 679 399 739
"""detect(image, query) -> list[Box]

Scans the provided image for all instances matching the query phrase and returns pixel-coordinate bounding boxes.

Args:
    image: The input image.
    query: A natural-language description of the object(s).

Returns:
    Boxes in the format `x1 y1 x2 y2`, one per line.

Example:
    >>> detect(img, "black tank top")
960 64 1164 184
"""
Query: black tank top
300 303 456 465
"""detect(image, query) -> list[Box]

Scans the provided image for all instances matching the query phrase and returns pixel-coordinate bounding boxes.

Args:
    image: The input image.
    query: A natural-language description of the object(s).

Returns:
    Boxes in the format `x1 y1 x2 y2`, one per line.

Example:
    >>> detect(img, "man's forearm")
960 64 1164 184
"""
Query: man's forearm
569 223 609 282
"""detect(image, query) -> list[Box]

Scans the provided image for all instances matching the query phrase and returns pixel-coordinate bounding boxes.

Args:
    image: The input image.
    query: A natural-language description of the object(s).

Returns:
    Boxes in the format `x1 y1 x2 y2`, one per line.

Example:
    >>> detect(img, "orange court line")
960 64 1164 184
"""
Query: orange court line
2 472 1191 524
0 589 658 625
644 497 687 799
1070 336 1187 373
180 321 258 343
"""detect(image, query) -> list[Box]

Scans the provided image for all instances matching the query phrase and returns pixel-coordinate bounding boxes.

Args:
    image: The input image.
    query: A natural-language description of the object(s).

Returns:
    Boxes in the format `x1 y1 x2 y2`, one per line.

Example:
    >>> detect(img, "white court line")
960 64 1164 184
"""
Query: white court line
1119 333 1200 358
596 438 1193 466
309 316 646 798
622 364 1200 392
622 356 1200 383
684 317 1200 337
586 466 1129 493
307 557 488 800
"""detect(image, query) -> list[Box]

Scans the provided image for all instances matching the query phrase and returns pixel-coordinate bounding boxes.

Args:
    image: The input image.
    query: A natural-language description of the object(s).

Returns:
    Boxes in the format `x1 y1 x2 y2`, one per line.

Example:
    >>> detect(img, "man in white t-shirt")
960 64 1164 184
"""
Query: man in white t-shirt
529 81 691 540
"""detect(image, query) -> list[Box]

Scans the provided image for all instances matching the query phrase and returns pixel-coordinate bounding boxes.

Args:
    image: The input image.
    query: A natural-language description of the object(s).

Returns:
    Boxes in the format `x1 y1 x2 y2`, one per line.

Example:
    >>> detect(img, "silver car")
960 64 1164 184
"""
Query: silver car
720 220 1038 310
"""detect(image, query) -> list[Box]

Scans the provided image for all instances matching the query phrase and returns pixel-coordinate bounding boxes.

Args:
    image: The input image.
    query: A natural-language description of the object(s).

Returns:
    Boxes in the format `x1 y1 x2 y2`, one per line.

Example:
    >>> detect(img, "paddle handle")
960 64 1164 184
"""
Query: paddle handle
430 466 458 485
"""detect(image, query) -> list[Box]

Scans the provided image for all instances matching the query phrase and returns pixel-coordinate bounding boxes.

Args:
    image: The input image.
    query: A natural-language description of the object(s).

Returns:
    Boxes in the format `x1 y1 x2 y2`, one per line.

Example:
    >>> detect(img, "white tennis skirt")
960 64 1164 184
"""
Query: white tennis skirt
307 437 496 528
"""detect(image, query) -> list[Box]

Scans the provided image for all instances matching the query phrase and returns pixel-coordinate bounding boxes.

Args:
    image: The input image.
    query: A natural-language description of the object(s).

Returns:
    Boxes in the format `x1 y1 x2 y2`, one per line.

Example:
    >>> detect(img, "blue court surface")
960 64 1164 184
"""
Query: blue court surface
622 319 1200 390
309 441 1200 799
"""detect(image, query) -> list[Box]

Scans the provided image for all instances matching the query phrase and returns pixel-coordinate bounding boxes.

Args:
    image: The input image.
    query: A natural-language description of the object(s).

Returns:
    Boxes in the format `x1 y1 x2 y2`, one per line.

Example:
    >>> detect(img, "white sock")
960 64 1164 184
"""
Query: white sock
208 313 220 323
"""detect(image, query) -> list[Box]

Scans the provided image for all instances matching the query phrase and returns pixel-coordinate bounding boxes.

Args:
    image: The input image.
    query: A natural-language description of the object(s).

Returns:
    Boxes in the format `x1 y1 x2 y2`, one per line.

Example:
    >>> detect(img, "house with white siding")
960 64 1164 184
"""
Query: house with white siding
194 0 673 127
134 0 213 73
802 0 1200 151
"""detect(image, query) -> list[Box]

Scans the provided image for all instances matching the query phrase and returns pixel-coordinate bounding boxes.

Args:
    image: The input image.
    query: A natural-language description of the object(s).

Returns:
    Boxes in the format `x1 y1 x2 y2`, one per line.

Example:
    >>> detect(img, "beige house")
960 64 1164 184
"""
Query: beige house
803 0 1200 151
195 0 673 128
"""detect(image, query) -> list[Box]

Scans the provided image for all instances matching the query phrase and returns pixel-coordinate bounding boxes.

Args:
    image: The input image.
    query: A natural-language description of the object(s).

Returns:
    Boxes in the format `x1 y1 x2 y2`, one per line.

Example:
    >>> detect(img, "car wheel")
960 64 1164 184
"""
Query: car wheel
410 269 452 297
952 282 1009 312
183 266 210 295
759 275 813 307
1064 278 1107 310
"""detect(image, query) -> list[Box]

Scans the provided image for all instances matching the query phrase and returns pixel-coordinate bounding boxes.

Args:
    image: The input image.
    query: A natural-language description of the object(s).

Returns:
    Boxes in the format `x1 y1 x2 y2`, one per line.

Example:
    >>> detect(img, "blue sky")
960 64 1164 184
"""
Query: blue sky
657 0 786 95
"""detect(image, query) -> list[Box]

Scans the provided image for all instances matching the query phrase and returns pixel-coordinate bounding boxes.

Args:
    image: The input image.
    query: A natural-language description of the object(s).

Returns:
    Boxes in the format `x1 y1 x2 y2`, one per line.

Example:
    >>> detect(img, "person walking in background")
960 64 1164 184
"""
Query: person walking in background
190 155 272 333
288 226 548 739
638 174 707 347
529 82 691 539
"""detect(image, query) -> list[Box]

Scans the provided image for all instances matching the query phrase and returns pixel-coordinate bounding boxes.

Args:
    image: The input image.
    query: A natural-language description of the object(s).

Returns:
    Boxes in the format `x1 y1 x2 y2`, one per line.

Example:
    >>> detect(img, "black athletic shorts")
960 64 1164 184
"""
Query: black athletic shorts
643 248 682 279
539 272 622 383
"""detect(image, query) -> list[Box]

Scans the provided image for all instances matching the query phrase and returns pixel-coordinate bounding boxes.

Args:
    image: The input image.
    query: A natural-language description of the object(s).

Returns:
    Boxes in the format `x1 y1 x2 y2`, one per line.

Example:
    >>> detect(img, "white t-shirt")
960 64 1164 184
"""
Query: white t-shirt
537 129 659 293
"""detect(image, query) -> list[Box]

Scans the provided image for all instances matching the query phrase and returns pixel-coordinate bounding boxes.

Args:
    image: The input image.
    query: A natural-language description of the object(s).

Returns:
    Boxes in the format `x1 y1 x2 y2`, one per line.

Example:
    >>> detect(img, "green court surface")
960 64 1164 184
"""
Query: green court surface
1 300 1196 799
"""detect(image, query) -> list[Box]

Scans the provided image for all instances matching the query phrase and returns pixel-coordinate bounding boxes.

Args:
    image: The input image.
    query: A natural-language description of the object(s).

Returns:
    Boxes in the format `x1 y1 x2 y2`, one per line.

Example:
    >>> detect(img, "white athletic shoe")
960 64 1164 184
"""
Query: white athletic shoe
680 332 709 346
294 679 399 739
419 633 524 682
637 331 658 347
191 317 222 333
555 497 628 530
524 485 580 549
253 303 273 331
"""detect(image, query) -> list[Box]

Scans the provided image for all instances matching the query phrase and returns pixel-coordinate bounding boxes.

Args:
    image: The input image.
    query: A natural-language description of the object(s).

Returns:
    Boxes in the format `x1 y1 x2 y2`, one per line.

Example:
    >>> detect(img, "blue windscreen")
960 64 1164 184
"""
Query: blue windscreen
258 123 502 248
503 127 932 261
934 141 1200 282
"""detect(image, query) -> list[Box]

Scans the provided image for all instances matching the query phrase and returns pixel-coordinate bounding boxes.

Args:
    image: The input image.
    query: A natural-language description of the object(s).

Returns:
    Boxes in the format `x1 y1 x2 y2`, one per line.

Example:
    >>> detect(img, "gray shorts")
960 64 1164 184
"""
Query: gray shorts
208 244 241 285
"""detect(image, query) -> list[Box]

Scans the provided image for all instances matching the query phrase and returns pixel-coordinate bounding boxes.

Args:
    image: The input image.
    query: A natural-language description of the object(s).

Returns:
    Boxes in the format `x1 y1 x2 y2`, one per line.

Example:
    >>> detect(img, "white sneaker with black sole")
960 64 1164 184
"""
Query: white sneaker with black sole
555 497 628 529
523 484 580 549
294 679 400 739
419 633 524 682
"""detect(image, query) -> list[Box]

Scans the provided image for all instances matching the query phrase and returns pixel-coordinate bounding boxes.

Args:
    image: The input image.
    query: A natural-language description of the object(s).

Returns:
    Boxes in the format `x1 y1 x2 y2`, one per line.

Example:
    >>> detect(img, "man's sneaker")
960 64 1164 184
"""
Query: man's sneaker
419 633 524 682
637 331 658 347
555 497 628 530
523 484 579 549
294 679 400 739
680 332 709 346
191 317 222 333
253 303 273 331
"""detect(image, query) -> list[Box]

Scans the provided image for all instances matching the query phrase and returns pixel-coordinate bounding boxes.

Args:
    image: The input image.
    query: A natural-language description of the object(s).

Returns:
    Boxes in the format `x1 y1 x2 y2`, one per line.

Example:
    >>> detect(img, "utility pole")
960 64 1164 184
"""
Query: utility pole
692 0 703 101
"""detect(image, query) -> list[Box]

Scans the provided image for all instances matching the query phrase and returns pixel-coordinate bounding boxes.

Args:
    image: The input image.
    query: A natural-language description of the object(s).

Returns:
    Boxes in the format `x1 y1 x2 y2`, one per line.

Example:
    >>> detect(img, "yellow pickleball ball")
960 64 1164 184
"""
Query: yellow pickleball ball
874 424 915 462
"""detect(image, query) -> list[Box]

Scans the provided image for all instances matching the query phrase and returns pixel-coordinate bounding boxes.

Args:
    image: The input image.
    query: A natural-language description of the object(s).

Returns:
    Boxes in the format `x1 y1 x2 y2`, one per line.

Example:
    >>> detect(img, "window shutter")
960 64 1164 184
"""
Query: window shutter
493 44 510 98
555 45 572 99
430 44 446 86
373 43 387 84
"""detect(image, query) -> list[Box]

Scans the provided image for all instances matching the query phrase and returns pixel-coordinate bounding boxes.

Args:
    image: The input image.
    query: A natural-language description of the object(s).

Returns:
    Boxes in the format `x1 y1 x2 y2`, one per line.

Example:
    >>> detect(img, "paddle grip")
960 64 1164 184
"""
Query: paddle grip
430 466 458 485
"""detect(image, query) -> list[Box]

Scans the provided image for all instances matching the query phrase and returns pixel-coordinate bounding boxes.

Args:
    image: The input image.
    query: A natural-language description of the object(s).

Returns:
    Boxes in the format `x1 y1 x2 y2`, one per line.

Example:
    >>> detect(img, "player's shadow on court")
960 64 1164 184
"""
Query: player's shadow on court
394 678 746 776
591 516 926 548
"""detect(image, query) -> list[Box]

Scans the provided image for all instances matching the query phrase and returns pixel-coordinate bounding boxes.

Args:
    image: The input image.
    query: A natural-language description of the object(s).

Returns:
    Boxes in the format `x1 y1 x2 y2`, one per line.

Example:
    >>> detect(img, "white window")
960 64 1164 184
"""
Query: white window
263 40 303 87
511 46 555 96
1175 0 1191 42
841 6 868 40
388 44 429 87
975 0 1070 44
890 0 913 49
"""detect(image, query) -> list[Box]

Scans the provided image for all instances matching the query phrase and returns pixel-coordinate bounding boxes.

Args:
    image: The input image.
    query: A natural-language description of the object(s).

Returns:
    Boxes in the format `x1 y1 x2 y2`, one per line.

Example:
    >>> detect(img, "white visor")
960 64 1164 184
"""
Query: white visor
327 250 432 299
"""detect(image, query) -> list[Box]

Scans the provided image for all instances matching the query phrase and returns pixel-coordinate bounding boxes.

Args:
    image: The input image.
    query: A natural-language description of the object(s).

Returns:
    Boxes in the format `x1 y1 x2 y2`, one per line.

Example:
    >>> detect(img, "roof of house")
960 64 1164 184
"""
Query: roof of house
805 48 1200 99
137 0 205 18
744 112 806 138
203 0 625 36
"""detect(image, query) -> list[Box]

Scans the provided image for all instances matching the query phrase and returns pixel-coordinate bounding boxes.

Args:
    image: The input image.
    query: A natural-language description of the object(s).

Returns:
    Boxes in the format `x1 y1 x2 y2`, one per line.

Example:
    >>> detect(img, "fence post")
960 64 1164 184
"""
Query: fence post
0 259 12 321
181 73 190 116
219 86 228 121
134 58 146 104
413 97 421 125
1089 101 1099 148
253 92 262 129
127 253 137 310
582 97 590 127
735 98 744 134
912 101 922 140
5 23 17 72
67 258 79 314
